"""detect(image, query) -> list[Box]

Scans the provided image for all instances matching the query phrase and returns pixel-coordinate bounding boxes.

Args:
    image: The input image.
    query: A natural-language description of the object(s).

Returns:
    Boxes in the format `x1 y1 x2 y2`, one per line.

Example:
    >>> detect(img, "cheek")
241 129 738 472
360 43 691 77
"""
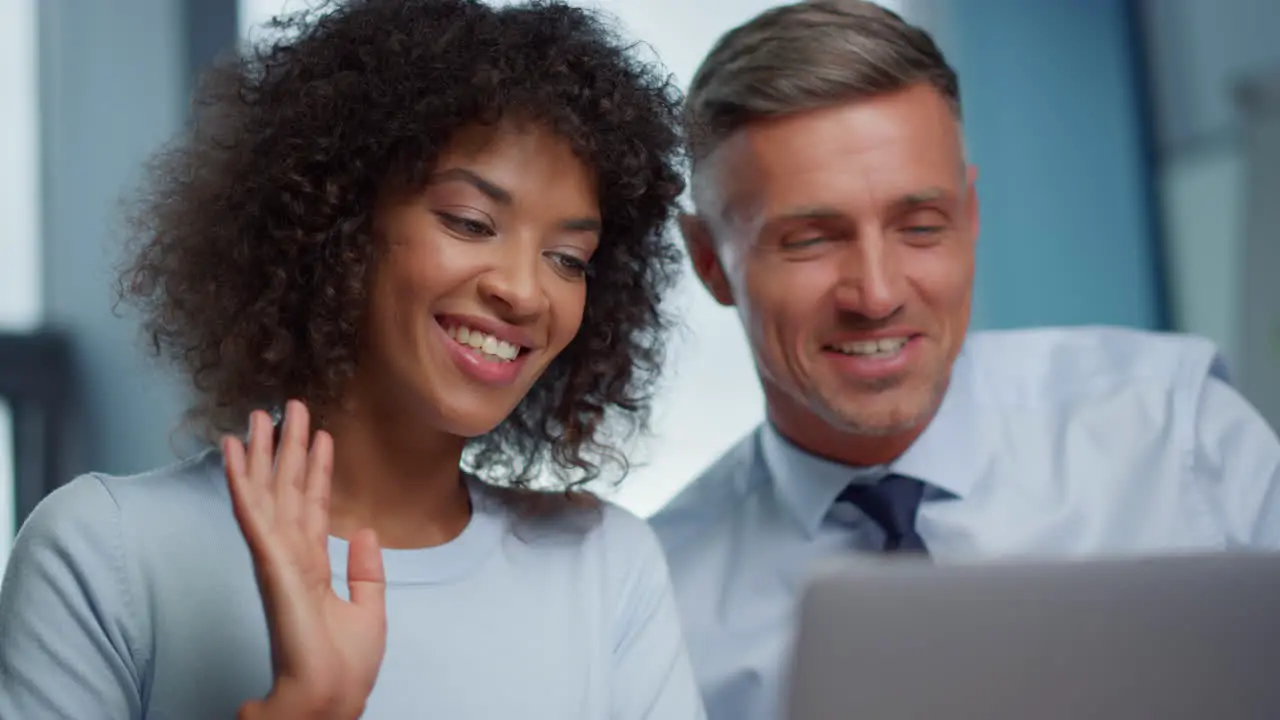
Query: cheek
383 239 465 313
909 249 974 319
741 263 831 348
380 265 438 331
548 283 587 351
366 246 455 358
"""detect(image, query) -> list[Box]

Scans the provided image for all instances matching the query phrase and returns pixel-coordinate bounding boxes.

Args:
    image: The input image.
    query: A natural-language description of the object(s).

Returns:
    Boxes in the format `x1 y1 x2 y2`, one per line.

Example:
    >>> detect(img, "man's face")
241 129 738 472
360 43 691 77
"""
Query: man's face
684 85 977 449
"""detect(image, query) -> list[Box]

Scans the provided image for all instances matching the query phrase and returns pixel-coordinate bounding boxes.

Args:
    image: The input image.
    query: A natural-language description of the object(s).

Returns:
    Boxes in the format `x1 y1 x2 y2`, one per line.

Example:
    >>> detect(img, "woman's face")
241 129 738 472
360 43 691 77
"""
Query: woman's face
360 123 600 437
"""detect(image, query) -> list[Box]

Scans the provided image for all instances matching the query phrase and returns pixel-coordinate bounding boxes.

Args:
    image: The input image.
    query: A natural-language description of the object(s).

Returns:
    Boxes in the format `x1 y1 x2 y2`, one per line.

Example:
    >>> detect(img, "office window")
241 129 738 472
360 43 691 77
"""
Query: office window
235 0 904 516
0 403 12 570
0 0 41 566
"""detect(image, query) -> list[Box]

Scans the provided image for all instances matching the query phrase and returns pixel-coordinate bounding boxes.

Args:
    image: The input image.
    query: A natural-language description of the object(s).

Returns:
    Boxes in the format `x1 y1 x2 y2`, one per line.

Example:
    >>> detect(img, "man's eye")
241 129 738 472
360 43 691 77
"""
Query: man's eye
781 236 827 249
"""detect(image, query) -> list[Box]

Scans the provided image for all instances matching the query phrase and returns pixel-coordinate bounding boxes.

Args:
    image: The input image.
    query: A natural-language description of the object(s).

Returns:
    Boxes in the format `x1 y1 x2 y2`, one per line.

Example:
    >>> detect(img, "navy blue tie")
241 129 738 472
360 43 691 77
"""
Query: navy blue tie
837 473 929 553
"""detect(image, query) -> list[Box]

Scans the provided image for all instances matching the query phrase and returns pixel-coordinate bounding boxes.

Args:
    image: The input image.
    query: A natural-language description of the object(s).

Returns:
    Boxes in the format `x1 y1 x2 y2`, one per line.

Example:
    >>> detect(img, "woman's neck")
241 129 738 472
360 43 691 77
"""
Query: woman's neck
321 391 472 549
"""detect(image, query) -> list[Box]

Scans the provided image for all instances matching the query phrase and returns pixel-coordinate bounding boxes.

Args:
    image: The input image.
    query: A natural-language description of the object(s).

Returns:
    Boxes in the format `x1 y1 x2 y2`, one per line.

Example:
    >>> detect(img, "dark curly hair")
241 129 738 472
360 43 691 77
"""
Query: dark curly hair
120 0 687 491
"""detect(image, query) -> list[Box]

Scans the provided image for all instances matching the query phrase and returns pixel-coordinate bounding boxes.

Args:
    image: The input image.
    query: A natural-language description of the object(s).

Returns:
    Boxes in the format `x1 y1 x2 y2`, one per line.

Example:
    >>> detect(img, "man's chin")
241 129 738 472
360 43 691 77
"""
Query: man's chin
820 390 941 438
832 414 927 438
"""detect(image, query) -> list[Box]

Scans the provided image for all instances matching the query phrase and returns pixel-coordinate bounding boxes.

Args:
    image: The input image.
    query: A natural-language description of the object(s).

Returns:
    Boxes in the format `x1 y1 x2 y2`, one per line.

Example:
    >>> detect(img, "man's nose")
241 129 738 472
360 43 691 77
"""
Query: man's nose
832 233 906 320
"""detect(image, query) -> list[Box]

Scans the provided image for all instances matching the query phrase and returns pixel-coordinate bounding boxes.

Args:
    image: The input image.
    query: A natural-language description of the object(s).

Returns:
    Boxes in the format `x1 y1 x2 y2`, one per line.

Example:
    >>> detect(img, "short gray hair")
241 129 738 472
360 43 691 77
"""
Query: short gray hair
686 0 959 165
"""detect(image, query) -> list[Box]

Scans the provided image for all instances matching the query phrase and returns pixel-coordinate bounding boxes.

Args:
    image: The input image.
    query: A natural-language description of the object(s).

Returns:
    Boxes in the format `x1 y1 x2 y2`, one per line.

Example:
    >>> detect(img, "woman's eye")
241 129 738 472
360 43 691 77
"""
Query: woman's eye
550 252 589 278
436 212 495 237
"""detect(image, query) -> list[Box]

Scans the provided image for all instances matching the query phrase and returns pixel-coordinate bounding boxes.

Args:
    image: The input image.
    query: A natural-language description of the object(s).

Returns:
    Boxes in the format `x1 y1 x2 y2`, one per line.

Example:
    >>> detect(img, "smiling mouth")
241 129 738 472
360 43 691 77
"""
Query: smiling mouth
443 323 527 362
824 336 913 359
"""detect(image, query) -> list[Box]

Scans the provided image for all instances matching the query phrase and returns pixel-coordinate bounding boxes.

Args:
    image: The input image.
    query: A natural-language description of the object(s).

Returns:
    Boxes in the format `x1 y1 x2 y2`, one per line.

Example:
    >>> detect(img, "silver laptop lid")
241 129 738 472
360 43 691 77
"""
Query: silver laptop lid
787 553 1280 720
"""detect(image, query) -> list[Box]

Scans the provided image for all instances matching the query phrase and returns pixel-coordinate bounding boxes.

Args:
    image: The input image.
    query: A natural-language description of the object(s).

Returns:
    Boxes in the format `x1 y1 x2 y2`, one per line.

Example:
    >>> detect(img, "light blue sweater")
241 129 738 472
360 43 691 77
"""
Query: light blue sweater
0 450 705 719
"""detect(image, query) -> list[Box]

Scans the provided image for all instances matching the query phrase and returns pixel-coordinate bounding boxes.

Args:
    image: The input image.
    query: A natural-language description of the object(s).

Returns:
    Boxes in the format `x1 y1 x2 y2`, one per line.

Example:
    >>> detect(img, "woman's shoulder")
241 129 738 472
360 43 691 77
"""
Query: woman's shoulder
6 445 252 619
22 448 215 520
0 450 264 719
10 448 240 593
25 449 228 531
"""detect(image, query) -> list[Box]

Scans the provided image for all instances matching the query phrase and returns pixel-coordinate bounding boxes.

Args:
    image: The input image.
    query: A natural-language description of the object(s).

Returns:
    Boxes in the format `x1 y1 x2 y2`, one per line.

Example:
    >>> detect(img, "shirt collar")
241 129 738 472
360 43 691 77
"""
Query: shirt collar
761 343 985 538
760 421 877 537
892 346 984 499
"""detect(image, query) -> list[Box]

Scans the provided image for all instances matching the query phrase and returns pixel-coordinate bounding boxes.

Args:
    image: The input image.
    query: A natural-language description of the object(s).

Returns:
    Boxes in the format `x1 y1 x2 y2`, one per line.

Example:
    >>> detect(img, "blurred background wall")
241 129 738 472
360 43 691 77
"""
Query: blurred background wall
2 0 1277 566
1141 0 1280 438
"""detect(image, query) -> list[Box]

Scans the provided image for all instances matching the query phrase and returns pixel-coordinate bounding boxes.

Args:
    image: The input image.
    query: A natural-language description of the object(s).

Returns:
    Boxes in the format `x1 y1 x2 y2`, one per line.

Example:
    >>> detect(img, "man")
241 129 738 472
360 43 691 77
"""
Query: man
648 2 1280 719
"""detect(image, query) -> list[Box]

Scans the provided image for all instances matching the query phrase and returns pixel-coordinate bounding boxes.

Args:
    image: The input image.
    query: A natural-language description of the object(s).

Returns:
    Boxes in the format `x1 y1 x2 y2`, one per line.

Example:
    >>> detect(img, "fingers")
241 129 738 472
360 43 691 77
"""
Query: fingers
226 401 339 585
302 430 334 552
226 402 319 539
223 435 256 529
346 528 386 611
275 401 311 524
246 409 276 487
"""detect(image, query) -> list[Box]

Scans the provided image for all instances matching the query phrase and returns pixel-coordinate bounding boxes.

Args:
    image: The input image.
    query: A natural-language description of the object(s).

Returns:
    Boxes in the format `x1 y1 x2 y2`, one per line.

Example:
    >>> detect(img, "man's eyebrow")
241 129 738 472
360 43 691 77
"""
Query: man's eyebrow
739 187 954 227
899 187 948 206
749 206 849 232
771 206 848 222
428 168 512 205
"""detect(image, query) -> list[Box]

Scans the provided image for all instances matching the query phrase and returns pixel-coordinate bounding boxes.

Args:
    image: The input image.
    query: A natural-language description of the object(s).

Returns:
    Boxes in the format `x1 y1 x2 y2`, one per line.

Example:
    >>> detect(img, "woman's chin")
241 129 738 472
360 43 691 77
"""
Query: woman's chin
428 398 522 440
448 419 506 439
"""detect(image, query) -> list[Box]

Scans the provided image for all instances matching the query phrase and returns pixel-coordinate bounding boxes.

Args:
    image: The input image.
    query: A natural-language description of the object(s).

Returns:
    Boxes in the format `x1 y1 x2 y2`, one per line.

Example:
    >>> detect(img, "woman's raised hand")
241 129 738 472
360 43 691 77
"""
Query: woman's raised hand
223 400 387 720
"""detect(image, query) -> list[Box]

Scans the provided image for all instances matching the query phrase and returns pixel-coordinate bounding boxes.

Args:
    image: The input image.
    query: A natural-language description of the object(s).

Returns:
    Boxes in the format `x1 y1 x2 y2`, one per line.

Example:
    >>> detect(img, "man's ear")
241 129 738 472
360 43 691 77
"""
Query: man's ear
679 213 735 307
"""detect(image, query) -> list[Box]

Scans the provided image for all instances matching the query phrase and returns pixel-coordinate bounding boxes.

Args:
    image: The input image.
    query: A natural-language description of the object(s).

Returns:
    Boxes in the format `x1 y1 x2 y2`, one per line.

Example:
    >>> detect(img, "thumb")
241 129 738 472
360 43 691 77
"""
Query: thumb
347 528 385 610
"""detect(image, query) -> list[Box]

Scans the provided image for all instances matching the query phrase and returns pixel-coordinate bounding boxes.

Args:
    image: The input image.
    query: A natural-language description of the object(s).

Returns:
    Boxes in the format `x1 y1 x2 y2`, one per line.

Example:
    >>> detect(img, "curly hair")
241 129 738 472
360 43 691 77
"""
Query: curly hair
120 0 687 491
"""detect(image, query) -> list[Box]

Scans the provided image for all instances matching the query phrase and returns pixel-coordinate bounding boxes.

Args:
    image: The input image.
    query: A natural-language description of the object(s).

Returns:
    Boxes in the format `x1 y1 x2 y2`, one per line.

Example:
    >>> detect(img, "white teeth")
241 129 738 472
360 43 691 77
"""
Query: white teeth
445 325 521 361
835 337 908 357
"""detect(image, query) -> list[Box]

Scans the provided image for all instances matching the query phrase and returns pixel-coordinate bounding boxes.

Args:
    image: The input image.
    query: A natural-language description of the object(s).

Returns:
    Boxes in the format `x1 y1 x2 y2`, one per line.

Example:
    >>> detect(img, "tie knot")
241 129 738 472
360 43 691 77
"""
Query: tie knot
837 473 928 552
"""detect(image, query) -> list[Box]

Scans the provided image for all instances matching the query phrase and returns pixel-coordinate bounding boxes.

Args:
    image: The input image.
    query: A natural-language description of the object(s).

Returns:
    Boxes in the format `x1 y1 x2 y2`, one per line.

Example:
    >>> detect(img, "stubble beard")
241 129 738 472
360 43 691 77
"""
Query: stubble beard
814 370 950 438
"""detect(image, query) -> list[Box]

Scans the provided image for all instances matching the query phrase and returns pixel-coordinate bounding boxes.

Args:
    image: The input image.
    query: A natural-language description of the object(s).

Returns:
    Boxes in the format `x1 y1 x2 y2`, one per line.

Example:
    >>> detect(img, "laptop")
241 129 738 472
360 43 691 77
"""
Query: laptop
786 552 1280 720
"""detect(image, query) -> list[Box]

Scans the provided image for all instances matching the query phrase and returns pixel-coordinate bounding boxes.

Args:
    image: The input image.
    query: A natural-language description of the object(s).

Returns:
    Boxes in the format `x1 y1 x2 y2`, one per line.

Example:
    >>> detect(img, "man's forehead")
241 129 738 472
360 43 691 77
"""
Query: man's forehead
694 146 963 233
690 87 965 222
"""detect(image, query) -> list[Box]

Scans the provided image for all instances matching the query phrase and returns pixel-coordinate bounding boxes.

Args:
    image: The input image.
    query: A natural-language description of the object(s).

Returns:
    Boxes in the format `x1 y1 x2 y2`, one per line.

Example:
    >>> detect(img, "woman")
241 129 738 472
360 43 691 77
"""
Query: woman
0 1 703 717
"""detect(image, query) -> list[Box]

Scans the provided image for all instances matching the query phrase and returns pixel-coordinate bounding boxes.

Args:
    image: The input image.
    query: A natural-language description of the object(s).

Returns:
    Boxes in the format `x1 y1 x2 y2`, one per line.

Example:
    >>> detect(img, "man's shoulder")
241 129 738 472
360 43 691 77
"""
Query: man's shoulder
648 429 761 549
963 326 1226 404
